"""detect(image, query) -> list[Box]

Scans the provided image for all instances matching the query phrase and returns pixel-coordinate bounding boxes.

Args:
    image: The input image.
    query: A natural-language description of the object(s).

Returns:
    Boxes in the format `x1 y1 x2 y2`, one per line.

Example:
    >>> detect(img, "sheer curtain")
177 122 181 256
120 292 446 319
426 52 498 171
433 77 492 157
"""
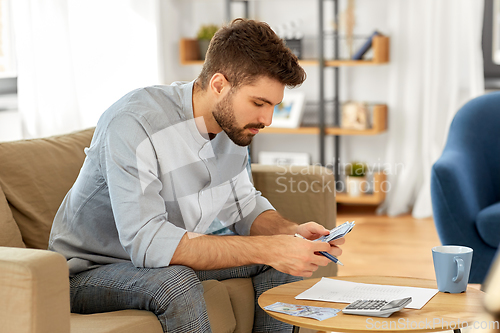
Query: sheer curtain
11 0 161 139
379 0 485 218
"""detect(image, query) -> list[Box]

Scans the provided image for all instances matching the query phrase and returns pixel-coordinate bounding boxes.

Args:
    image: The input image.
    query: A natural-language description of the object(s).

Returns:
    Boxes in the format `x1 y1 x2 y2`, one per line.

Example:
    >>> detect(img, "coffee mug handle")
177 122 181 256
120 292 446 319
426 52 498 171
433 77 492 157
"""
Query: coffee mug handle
453 256 464 283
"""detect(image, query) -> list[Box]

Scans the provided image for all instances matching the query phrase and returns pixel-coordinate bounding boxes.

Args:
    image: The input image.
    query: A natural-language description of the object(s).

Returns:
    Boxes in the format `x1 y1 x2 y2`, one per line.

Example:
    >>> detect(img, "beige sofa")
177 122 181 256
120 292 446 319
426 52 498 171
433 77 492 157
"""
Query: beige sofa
0 128 337 333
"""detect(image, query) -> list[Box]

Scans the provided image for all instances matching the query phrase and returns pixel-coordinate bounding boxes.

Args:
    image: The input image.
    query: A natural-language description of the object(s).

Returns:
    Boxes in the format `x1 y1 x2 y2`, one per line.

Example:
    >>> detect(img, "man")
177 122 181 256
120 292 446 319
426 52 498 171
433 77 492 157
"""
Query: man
49 18 344 333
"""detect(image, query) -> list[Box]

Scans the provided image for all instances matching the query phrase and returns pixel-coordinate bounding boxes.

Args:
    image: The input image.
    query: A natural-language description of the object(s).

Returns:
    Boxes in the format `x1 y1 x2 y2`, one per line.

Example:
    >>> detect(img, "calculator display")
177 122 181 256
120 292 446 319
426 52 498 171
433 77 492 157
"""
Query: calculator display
381 299 407 310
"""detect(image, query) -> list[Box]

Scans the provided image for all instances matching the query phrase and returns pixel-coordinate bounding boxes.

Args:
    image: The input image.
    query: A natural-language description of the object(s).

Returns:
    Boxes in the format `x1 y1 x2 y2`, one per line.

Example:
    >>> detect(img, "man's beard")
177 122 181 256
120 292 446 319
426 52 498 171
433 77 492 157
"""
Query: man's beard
212 93 265 147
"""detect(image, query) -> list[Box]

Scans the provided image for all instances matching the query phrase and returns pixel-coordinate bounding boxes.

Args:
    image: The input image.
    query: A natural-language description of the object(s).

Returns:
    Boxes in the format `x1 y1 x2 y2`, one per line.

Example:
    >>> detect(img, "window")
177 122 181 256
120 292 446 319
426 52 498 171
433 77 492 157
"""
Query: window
483 0 500 88
0 0 16 77
0 0 16 95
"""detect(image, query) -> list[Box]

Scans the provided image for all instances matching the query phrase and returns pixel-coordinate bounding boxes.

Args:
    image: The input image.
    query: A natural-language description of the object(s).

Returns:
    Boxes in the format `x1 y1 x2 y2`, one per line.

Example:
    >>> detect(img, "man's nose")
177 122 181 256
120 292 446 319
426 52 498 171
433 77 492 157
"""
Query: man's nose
258 107 274 127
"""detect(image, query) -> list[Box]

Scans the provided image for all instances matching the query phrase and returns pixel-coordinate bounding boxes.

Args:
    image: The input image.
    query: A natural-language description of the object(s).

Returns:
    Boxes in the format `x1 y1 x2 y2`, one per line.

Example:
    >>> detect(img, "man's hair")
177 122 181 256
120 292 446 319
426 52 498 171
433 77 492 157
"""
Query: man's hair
197 18 306 90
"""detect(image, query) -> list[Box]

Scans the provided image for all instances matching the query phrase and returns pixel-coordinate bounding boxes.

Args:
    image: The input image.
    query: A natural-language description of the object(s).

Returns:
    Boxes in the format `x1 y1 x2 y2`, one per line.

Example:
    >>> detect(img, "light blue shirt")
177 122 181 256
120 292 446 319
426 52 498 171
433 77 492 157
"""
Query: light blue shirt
49 81 274 276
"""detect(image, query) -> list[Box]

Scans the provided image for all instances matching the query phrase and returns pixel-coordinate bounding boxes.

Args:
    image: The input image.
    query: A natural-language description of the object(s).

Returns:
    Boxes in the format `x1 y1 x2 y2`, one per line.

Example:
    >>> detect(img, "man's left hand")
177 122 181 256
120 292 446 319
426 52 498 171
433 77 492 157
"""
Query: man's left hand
296 221 331 240
296 221 346 246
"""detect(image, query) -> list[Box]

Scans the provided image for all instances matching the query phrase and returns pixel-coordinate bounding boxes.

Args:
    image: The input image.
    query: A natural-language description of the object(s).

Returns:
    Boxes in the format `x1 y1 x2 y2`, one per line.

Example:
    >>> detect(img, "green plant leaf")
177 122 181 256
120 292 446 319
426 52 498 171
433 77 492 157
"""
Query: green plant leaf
197 24 219 40
347 161 367 177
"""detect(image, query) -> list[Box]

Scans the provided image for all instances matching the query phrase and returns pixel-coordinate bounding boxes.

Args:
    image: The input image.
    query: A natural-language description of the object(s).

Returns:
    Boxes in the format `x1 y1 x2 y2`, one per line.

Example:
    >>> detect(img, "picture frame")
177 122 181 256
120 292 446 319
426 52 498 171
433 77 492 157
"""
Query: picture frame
269 90 306 128
258 151 310 166
341 101 369 130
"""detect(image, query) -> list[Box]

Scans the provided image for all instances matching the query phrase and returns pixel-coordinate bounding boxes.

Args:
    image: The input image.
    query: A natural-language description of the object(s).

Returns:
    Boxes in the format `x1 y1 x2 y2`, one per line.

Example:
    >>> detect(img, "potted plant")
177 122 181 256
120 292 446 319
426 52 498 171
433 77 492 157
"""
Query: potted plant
197 24 219 60
346 161 368 197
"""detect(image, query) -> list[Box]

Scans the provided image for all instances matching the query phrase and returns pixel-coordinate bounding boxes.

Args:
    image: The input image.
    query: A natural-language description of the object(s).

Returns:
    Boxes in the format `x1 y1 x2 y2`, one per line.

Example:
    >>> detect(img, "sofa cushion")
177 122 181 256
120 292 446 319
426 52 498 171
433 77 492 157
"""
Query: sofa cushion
71 279 239 333
476 202 500 248
203 280 238 333
0 183 25 247
0 128 95 249
220 278 255 333
71 310 163 333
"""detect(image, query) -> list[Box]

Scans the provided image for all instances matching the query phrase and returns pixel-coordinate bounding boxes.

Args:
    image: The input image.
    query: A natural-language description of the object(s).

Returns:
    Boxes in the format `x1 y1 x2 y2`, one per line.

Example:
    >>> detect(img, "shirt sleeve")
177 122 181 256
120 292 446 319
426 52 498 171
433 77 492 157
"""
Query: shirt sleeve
100 112 186 268
216 158 275 236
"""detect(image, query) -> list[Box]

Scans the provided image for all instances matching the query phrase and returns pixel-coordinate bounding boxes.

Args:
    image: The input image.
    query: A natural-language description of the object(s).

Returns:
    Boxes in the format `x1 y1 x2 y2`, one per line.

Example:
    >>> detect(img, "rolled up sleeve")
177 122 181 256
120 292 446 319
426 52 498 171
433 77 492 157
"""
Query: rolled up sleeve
101 113 186 268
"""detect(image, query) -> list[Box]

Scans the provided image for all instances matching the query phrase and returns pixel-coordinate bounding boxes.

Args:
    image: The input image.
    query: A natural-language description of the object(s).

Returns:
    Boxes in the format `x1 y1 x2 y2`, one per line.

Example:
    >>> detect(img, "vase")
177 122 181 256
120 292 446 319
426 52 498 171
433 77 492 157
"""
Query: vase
346 176 367 197
198 39 210 60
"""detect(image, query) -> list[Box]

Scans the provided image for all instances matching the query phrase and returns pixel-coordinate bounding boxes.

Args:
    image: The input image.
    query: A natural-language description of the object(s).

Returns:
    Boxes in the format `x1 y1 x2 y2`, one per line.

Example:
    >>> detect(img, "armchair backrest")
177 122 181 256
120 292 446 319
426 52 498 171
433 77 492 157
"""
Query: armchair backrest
444 92 500 206
431 92 500 284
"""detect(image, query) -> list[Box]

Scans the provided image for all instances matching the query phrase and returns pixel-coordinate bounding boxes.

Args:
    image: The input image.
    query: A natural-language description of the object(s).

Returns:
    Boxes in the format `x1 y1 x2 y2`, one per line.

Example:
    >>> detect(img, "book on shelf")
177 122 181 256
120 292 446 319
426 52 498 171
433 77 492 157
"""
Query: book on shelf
352 30 380 60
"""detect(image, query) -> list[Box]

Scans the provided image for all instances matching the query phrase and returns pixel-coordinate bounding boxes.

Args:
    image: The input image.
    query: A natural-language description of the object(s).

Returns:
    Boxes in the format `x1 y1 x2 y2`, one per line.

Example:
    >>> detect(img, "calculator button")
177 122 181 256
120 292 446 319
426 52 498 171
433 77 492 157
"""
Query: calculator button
364 302 375 309
345 301 360 309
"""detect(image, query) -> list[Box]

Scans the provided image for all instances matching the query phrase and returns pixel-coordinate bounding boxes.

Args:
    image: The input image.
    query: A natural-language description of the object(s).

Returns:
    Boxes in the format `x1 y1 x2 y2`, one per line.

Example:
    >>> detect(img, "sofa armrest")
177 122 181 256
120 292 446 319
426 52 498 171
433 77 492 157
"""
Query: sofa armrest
251 164 337 278
0 247 71 333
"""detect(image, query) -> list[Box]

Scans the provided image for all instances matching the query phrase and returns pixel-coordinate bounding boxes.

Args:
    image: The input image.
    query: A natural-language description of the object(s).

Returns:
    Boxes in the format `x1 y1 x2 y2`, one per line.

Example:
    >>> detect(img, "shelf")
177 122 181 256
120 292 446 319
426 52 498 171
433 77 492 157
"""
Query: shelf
328 104 388 135
179 39 320 66
180 39 203 65
336 172 387 205
259 127 320 135
179 35 390 66
260 104 387 135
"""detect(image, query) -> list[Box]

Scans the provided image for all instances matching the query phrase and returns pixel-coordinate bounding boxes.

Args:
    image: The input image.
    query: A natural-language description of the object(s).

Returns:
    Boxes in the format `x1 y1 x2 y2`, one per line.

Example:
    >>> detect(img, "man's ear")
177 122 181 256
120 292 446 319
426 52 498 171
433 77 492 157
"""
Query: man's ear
209 73 230 98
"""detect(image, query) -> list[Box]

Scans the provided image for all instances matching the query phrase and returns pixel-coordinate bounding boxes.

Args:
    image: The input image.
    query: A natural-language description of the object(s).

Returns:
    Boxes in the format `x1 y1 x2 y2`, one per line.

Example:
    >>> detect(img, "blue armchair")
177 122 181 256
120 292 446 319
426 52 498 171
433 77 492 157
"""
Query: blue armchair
431 92 500 284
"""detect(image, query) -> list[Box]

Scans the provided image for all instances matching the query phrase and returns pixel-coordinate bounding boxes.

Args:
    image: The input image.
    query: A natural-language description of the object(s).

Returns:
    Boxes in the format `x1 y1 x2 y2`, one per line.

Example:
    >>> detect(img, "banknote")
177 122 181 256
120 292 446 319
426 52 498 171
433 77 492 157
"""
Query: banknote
263 302 340 321
315 221 355 243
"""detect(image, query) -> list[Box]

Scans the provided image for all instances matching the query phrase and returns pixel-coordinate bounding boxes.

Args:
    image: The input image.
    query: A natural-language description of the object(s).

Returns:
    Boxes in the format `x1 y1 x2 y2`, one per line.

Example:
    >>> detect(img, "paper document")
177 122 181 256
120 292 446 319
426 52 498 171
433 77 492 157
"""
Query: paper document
295 278 438 310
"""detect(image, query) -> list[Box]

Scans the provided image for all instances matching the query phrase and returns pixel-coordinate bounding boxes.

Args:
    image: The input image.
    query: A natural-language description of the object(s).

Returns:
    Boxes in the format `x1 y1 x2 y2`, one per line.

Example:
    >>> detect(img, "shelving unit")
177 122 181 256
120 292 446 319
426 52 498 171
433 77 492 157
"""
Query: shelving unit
179 35 390 66
336 172 386 204
317 0 389 205
178 0 390 205
260 104 387 136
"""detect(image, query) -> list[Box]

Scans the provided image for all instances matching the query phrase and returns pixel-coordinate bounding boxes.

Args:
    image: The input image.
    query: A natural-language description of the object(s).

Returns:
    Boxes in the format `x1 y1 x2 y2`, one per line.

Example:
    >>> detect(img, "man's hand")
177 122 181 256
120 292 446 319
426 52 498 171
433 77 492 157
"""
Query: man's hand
171 231 343 277
296 221 330 240
294 221 345 273
260 221 345 278
296 220 345 248
171 214 345 277
264 234 336 277
251 216 346 277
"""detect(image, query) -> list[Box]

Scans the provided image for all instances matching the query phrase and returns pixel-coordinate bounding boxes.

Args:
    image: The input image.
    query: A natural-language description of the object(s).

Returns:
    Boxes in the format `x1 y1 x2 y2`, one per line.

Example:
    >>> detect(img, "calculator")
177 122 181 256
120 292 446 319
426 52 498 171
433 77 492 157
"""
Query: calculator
342 297 412 318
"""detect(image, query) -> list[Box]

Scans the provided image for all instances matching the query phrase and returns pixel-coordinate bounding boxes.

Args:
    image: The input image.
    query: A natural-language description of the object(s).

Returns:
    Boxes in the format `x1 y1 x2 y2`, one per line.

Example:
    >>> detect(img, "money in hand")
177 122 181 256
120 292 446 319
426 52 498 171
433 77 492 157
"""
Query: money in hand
315 221 355 243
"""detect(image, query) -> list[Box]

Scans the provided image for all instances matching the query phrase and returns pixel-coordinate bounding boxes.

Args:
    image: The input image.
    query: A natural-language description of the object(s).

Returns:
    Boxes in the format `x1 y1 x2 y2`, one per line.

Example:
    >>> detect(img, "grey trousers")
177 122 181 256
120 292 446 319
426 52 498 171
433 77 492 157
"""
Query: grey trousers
69 263 301 333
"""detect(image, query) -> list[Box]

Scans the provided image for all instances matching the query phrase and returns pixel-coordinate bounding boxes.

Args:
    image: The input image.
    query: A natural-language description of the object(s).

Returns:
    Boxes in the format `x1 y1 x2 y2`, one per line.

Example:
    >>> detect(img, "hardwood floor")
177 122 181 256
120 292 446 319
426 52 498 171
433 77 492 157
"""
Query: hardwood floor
334 206 481 289
335 207 440 280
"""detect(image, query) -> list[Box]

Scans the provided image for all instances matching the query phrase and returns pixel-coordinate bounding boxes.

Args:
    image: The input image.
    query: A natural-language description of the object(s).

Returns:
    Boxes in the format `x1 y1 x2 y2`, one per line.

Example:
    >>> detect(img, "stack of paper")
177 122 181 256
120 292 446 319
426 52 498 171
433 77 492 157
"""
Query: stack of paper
295 278 438 310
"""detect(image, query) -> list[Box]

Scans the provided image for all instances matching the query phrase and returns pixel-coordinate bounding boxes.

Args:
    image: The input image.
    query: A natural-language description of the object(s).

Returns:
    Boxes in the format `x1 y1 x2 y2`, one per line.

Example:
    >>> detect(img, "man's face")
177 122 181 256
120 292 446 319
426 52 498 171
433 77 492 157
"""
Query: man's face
212 76 284 146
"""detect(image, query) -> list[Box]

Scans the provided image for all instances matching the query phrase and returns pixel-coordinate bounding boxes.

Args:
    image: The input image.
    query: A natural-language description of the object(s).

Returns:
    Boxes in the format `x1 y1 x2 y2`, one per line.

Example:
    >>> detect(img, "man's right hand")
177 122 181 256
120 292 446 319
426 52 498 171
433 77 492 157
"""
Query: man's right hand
170 229 343 275
263 235 340 277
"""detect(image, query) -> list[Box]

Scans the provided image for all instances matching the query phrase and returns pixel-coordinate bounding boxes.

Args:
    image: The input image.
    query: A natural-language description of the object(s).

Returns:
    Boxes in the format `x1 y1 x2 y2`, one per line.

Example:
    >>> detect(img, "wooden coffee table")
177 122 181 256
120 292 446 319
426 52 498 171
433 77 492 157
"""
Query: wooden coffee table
258 276 484 333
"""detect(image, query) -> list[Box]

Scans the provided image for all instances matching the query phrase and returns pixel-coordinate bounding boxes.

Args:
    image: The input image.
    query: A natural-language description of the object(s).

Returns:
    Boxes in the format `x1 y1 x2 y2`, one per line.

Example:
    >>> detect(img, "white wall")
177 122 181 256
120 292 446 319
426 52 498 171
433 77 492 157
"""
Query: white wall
160 0 391 166
2 0 392 157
